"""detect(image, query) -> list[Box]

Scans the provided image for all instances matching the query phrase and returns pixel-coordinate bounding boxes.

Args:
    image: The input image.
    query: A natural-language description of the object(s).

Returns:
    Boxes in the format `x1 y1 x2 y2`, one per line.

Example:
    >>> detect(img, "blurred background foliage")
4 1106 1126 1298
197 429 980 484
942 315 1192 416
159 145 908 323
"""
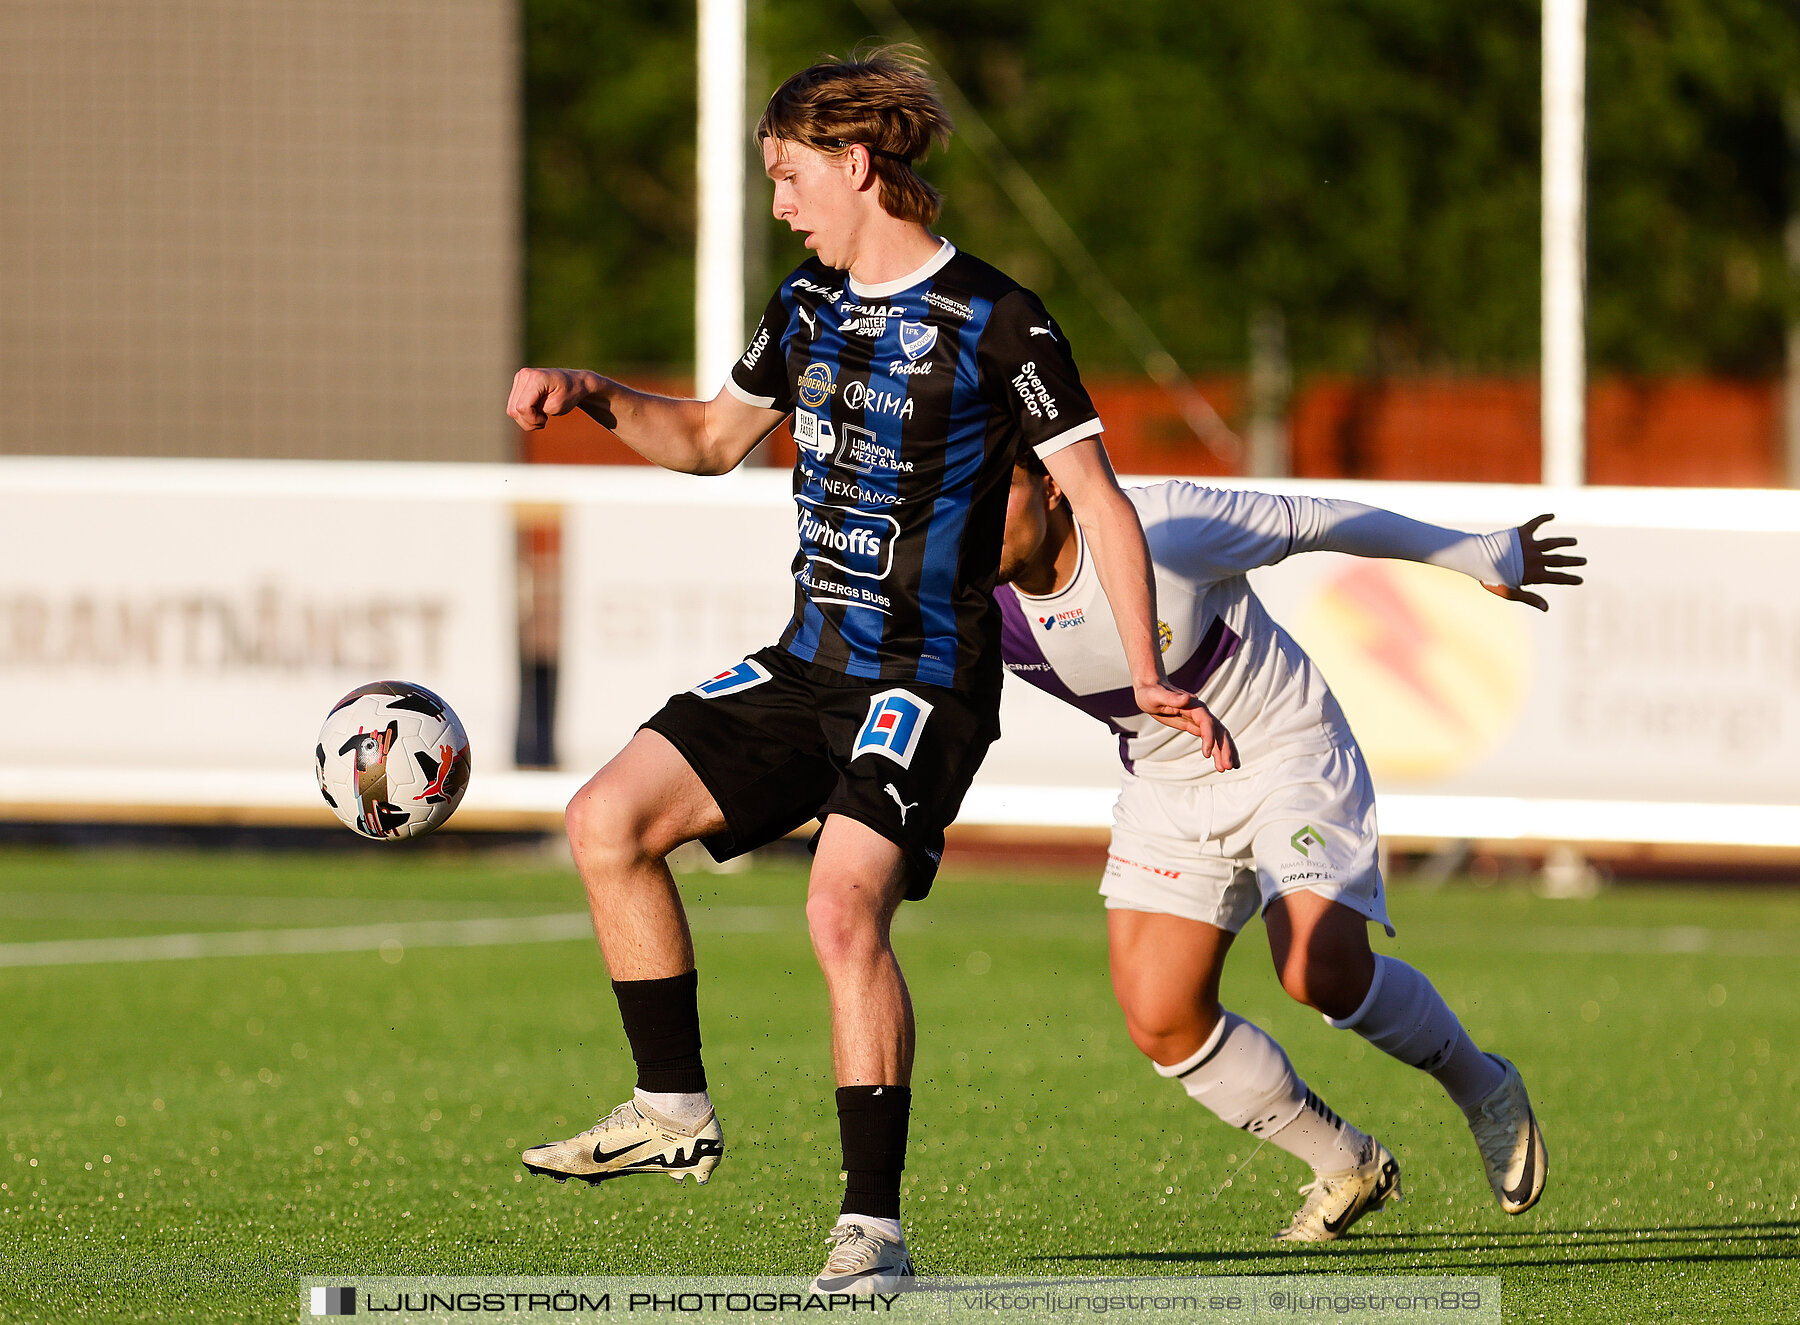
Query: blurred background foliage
524 0 1800 381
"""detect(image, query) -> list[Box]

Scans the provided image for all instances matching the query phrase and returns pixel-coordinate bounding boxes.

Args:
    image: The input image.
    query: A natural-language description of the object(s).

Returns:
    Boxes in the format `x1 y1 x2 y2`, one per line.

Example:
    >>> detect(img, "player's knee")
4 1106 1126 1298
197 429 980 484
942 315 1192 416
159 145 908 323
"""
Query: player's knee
1276 955 1365 1020
565 779 668 871
1119 992 1221 1063
805 890 886 968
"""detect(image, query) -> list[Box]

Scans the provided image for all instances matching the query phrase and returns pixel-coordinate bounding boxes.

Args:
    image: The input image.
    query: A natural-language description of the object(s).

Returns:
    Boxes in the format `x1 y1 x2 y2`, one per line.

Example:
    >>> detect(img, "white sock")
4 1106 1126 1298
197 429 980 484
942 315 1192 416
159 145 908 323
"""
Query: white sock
1327 955 1505 1110
1155 1010 1369 1175
836 1211 904 1242
635 1088 713 1130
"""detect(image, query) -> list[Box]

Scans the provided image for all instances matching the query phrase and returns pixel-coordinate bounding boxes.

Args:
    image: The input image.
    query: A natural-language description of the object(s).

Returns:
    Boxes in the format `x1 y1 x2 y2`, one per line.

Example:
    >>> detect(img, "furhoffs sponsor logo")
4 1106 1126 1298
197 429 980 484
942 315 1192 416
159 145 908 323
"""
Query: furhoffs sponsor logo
795 498 899 581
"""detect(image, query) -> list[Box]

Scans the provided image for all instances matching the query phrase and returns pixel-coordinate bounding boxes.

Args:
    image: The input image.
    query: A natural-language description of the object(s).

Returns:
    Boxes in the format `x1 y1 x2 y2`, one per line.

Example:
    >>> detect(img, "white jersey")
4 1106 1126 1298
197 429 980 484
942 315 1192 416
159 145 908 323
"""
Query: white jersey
995 482 1522 781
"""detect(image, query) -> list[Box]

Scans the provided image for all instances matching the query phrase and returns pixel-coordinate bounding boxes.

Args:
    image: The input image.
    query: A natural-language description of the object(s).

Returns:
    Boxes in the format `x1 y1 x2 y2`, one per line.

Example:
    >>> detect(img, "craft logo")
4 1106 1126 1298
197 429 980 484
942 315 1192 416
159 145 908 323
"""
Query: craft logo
796 498 899 581
1289 824 1324 858
853 689 935 768
797 362 835 409
897 321 938 361
310 1286 356 1316
690 658 772 698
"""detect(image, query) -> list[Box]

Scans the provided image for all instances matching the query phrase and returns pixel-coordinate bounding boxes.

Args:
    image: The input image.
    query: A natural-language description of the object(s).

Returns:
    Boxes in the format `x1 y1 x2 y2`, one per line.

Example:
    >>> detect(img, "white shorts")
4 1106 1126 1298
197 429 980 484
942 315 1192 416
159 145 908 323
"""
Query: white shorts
1100 742 1393 936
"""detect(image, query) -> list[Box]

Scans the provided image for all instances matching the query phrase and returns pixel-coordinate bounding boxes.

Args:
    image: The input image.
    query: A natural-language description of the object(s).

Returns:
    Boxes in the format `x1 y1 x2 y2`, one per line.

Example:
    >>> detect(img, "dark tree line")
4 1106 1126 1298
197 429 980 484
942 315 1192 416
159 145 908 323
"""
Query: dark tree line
524 0 1799 381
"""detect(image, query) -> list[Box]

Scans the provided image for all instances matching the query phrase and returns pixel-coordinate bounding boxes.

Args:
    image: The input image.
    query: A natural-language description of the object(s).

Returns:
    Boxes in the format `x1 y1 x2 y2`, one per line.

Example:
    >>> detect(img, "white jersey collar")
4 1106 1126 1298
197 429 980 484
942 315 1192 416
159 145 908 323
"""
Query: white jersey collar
1013 521 1089 606
848 239 956 299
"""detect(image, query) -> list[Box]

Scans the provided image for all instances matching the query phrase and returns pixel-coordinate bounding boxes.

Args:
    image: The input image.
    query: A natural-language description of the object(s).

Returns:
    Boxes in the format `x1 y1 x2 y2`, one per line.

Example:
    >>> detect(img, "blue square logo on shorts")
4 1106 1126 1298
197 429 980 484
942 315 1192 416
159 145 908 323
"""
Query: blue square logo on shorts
690 659 771 698
853 689 934 768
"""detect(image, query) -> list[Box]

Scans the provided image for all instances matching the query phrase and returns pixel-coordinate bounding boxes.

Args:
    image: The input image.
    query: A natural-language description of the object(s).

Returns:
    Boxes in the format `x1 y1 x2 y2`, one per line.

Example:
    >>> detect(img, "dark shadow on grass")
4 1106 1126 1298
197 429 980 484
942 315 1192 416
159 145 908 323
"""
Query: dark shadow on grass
1030 1220 1799 1273
1350 1219 1800 1245
1034 1251 1794 1274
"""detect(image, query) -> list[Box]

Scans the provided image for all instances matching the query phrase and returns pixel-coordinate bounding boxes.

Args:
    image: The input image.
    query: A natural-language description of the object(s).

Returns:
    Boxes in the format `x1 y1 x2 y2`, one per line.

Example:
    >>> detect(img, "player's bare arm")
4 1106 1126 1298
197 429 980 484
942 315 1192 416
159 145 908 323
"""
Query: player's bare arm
1482 513 1586 611
1043 440 1238 771
507 369 786 476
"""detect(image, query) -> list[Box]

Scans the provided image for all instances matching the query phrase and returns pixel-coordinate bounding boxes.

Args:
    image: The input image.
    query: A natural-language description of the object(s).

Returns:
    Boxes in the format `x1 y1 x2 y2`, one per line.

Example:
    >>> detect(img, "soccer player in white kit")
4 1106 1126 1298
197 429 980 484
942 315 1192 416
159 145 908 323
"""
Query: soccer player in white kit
995 454 1584 1240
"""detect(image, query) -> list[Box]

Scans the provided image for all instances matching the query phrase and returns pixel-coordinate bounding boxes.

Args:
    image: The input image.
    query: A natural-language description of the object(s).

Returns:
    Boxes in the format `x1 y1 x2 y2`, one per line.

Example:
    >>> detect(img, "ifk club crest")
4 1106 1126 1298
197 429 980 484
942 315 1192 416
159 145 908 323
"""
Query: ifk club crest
897 321 938 362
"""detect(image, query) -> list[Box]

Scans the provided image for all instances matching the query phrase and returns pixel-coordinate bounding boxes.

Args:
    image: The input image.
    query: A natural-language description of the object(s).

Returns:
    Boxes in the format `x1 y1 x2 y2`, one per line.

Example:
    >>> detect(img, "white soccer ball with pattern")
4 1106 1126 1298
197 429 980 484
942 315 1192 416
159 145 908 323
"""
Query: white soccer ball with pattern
315 681 471 840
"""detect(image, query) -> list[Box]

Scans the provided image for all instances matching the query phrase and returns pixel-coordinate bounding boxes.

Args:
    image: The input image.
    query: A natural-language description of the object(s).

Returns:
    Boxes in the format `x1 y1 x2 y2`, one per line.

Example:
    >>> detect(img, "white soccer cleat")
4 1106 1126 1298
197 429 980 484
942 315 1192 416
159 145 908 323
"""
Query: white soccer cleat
521 1099 723 1186
809 1221 915 1294
1273 1136 1402 1242
1463 1054 1547 1214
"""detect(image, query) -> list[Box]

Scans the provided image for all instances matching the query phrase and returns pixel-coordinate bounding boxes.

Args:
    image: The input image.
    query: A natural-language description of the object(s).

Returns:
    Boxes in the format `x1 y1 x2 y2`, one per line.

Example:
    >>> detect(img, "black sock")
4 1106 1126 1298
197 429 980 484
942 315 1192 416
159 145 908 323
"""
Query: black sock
837 1085 911 1220
611 971 707 1093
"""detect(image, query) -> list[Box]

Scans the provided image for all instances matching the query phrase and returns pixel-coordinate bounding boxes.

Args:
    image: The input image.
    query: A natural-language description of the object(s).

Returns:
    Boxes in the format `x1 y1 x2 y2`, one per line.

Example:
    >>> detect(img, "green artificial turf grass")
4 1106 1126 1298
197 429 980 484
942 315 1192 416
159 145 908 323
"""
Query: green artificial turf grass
0 848 1796 1322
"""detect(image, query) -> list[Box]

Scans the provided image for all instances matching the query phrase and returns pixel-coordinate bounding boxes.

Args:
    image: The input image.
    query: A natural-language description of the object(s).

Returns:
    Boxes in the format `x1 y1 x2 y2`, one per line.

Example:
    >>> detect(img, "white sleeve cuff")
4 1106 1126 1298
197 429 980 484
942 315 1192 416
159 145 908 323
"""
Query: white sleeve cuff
723 375 778 409
1289 497 1524 588
1031 417 1105 460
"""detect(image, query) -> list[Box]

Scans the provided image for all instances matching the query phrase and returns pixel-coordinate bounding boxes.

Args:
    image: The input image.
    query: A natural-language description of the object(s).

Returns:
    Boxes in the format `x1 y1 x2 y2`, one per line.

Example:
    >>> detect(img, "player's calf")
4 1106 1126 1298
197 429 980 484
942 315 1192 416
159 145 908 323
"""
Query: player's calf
1157 1011 1371 1166
1325 955 1506 1109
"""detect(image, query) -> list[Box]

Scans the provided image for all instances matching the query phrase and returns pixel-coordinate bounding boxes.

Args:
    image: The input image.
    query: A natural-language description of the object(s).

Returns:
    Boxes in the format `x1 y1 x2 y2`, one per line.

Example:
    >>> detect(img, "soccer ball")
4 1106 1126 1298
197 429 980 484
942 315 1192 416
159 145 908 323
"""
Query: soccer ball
315 681 471 840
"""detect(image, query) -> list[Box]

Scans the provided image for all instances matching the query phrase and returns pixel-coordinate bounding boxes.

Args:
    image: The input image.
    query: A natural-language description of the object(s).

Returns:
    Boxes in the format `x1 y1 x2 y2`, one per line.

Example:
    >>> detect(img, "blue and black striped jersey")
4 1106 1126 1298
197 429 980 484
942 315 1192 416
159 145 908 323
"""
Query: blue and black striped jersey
728 241 1103 693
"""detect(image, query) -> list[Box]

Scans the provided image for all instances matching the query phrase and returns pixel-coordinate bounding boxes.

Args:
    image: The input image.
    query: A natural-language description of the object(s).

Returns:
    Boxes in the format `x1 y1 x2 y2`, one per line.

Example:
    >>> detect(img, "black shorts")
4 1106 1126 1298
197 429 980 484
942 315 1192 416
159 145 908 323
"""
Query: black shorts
642 646 1001 900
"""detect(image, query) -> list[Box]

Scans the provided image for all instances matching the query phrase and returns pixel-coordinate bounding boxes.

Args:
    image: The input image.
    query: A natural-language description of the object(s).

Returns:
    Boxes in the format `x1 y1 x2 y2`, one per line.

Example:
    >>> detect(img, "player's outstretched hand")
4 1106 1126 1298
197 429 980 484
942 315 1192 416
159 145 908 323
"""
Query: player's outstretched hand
1135 681 1239 772
1484 513 1586 612
507 367 599 431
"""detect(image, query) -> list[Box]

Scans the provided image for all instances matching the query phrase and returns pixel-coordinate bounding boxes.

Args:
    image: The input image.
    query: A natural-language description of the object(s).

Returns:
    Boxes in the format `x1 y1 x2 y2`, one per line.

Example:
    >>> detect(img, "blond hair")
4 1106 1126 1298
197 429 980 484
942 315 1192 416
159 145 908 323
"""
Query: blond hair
756 46 954 226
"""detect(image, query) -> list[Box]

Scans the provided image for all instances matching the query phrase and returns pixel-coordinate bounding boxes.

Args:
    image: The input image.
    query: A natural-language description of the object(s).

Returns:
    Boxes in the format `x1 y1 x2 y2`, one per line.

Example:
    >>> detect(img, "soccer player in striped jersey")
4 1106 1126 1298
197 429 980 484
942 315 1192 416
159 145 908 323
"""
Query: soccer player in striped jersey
505 51 1231 1288
996 456 1583 1240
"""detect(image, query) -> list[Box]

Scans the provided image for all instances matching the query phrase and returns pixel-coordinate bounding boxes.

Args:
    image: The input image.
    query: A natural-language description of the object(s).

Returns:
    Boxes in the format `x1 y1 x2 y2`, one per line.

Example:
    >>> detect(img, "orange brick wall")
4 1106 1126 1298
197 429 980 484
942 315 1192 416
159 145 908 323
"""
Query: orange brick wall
522 375 1787 489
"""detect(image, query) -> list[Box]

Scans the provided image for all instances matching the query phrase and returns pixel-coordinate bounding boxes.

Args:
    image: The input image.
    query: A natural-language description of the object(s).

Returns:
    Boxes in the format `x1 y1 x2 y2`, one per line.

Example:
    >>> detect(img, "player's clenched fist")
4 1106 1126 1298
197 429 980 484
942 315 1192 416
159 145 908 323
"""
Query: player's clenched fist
507 367 600 430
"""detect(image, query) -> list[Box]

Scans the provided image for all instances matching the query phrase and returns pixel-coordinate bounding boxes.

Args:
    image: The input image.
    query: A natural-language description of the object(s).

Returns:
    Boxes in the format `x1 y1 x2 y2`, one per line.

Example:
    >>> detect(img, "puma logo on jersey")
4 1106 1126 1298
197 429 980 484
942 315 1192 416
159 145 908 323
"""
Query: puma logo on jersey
885 783 920 825
1029 324 1057 339
797 307 818 339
